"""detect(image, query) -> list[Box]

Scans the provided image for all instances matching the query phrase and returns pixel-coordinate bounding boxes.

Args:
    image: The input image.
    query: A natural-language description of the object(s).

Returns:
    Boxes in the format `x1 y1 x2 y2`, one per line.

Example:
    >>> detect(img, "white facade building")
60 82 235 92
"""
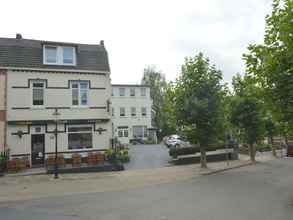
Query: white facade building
0 35 112 166
111 84 155 144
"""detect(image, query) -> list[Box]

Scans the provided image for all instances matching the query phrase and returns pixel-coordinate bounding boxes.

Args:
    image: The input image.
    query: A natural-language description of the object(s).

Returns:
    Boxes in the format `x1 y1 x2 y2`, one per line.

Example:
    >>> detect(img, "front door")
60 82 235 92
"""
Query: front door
31 134 45 166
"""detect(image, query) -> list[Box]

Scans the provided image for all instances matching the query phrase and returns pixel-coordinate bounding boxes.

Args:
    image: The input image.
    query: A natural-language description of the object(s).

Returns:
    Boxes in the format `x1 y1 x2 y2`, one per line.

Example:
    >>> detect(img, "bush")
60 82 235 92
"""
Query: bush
105 148 130 163
256 143 271 152
169 146 200 158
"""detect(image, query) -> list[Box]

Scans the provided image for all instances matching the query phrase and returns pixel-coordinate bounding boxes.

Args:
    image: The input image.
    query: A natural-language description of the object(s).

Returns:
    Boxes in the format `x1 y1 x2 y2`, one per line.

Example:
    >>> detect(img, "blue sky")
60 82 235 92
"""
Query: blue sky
1 0 272 85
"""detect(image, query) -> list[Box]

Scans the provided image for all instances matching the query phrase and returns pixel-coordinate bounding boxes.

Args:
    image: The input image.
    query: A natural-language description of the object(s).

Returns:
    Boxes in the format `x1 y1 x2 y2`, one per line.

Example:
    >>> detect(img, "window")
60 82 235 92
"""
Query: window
130 88 135 96
63 47 74 64
112 107 114 116
141 107 147 116
118 128 128 137
141 88 146 96
111 88 114 96
32 81 45 106
131 107 136 116
120 107 125 117
124 130 129 137
118 130 123 137
68 125 93 149
119 88 125 96
71 81 89 106
44 45 76 65
44 46 57 64
133 126 147 138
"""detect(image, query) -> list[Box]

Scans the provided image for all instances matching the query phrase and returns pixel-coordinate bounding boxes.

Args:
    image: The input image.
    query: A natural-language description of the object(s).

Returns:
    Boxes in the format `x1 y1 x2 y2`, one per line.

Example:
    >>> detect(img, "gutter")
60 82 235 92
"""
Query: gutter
0 66 110 75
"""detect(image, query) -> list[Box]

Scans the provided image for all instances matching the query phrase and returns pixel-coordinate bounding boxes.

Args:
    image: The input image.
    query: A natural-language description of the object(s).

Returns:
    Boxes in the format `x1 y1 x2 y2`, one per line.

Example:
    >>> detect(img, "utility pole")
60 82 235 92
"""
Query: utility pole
53 108 61 179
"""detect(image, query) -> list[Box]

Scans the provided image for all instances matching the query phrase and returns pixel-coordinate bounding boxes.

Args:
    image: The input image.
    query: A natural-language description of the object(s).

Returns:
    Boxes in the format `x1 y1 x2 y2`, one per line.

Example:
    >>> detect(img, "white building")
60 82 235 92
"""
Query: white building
0 34 112 167
111 84 155 144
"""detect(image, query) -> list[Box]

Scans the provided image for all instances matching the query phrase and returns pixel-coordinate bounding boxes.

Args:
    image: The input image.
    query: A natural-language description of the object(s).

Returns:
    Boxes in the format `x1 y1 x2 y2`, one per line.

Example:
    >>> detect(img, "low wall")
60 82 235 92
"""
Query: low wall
172 149 237 165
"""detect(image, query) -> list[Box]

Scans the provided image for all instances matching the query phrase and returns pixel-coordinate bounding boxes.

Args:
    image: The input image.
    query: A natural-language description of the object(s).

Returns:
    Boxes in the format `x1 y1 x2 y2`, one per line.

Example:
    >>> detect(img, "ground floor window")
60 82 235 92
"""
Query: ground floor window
118 128 128 137
133 126 147 138
68 125 93 149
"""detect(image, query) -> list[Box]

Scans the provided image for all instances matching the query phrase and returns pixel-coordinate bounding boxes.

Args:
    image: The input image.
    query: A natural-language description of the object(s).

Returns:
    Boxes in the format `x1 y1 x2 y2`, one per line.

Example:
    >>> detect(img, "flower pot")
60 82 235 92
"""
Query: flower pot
0 160 5 176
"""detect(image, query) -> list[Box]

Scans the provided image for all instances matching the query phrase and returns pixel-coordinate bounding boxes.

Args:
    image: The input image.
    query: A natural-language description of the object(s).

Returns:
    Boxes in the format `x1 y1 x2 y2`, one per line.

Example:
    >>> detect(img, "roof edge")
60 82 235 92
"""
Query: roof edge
0 66 110 75
111 84 150 87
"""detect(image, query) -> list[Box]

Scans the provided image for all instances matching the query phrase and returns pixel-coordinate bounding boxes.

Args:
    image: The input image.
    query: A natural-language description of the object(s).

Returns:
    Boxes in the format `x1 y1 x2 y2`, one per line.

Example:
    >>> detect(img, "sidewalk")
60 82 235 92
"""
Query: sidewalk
0 153 282 203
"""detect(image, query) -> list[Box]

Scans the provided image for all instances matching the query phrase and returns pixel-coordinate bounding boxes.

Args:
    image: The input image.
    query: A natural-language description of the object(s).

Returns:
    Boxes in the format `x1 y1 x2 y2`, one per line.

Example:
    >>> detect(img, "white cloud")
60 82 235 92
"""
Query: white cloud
0 0 272 85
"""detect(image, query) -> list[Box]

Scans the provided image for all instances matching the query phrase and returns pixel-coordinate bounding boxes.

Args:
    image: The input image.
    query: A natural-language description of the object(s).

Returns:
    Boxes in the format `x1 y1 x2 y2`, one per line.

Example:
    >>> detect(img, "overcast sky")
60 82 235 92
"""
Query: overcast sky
1 0 272 85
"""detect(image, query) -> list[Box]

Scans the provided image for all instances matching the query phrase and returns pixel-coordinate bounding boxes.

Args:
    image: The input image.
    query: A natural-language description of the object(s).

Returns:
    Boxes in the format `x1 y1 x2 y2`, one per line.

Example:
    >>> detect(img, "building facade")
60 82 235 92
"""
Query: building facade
111 84 154 144
0 70 7 152
0 35 112 166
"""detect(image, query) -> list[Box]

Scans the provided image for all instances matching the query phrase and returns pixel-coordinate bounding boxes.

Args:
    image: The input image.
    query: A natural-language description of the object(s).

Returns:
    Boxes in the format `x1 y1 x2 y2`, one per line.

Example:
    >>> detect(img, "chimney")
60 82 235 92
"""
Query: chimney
100 40 104 46
16 33 22 40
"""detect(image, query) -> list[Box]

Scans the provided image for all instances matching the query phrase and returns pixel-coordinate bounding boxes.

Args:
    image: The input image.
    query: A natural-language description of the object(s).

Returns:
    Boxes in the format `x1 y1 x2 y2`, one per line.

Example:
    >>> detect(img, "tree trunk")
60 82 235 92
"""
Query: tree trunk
270 136 277 158
200 144 207 168
249 143 256 163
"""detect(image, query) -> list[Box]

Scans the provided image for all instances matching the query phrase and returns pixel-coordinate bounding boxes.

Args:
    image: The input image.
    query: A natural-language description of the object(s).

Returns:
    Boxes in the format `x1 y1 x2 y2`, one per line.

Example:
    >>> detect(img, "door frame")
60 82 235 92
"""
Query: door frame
31 134 45 167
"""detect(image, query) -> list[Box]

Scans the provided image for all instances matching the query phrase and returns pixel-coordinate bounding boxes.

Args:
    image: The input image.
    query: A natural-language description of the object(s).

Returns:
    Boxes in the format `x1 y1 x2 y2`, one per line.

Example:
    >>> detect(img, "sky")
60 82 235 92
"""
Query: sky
1 0 272 85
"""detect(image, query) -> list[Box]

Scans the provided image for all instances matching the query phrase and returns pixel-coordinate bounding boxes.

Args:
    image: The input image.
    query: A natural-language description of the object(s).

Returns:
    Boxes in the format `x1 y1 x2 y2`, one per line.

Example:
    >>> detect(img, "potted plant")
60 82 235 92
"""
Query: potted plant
0 152 6 176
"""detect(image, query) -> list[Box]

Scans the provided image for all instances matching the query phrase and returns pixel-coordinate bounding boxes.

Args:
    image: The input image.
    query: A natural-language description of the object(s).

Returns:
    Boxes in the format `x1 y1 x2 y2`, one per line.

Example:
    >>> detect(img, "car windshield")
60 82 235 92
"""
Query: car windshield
169 135 180 139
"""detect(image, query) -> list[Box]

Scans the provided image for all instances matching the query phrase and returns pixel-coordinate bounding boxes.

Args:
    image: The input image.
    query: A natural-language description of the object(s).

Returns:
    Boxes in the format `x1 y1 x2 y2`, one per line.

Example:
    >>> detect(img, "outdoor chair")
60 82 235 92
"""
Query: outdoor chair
72 153 82 167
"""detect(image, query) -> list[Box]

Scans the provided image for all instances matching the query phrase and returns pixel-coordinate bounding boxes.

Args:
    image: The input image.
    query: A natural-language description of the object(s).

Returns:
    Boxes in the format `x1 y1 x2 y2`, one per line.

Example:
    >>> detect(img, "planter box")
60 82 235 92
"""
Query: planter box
172 149 235 165
0 161 5 176
46 163 124 174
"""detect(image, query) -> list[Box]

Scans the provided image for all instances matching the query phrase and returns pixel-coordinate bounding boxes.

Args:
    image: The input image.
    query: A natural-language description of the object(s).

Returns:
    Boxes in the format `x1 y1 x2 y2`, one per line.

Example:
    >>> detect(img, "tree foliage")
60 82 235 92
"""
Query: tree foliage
160 82 177 137
243 0 293 135
229 75 265 162
141 66 167 137
175 52 225 168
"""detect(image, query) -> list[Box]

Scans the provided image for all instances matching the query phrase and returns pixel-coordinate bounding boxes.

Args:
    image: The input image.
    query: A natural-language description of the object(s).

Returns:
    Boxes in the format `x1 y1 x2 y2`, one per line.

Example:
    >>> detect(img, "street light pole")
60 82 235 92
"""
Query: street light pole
53 108 60 179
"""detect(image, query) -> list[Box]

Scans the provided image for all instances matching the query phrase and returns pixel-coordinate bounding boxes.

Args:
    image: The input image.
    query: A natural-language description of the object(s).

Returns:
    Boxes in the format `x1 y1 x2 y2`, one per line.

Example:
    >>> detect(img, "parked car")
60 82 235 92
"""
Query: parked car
164 135 191 148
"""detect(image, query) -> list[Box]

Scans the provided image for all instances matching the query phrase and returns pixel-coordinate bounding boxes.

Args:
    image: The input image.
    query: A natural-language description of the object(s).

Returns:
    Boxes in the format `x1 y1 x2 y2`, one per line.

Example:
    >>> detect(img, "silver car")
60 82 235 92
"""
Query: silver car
165 135 190 148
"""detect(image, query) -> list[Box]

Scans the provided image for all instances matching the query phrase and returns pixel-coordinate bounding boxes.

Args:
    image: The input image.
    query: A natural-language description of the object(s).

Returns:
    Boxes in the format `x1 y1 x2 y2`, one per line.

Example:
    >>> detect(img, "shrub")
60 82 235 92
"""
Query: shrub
105 148 130 163
169 146 200 158
256 143 271 152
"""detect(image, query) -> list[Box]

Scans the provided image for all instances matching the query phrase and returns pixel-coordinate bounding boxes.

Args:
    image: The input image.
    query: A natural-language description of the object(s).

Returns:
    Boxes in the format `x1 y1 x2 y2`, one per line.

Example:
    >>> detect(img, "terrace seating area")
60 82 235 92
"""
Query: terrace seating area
4 151 124 174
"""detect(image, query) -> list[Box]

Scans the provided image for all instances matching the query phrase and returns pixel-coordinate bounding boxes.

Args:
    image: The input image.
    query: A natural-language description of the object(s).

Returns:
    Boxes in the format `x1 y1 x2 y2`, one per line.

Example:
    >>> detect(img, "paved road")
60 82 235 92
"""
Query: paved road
124 144 171 170
1 158 293 220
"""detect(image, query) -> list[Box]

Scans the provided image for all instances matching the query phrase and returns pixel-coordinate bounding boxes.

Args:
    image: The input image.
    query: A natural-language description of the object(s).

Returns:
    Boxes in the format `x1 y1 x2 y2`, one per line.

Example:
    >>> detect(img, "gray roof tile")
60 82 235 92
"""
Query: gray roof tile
0 37 110 72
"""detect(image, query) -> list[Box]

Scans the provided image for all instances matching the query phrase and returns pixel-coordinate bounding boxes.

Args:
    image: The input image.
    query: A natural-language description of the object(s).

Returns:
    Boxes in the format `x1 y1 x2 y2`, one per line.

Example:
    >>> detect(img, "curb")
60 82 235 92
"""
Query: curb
201 162 254 176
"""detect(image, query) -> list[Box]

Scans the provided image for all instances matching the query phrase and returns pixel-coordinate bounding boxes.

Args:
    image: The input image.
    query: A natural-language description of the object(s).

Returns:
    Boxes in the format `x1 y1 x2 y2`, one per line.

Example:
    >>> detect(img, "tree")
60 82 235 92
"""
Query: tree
243 0 293 136
175 53 225 168
160 82 177 137
229 75 265 162
141 66 167 138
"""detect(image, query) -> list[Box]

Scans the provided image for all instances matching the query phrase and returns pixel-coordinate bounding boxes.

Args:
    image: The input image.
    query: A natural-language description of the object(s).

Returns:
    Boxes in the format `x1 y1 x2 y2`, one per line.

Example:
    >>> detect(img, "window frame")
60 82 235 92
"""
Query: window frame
31 80 45 107
130 88 136 96
141 107 147 116
141 87 146 96
119 88 125 96
43 45 76 66
117 128 128 138
67 124 93 150
120 107 126 117
71 81 89 107
131 107 136 117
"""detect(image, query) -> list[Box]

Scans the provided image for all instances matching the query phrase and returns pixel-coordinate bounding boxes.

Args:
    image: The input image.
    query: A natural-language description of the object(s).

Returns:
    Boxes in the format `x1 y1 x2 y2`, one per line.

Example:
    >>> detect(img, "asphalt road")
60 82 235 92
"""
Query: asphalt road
124 144 171 170
1 158 293 220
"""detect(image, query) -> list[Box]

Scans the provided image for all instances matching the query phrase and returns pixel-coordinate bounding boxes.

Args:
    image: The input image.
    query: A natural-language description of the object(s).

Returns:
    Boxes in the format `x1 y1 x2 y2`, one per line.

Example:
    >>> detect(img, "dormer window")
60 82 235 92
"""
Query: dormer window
43 45 76 65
